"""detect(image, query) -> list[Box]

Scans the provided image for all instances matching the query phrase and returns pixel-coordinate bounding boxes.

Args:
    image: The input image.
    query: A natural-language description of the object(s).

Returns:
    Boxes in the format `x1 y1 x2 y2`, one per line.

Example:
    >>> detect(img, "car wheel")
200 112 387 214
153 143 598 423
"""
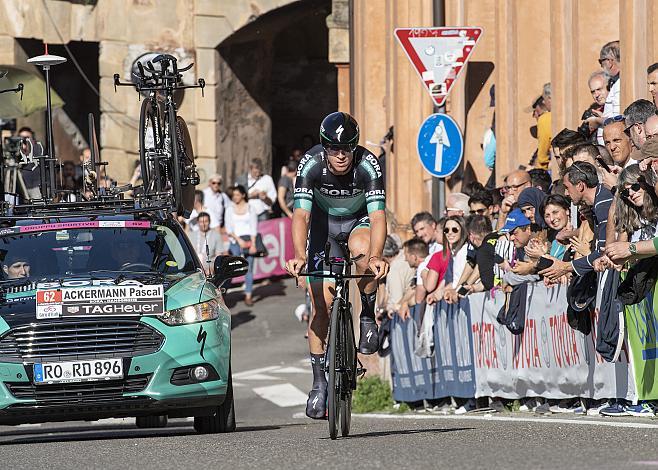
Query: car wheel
136 415 168 428
194 365 235 433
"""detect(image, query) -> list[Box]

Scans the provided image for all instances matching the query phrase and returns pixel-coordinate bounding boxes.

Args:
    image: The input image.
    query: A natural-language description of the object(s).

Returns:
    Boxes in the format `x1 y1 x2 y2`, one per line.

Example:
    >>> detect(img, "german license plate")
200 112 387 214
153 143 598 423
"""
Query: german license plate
33 358 123 384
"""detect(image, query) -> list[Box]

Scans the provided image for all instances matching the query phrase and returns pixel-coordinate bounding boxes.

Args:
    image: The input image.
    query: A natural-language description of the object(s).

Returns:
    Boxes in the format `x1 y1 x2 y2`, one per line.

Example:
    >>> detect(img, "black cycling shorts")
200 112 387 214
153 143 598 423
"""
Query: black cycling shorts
306 211 370 282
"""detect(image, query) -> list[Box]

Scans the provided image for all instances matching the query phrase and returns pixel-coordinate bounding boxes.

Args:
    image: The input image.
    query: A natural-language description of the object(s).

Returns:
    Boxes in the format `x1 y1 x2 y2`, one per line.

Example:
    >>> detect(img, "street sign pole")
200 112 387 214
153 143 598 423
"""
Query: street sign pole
433 0 445 219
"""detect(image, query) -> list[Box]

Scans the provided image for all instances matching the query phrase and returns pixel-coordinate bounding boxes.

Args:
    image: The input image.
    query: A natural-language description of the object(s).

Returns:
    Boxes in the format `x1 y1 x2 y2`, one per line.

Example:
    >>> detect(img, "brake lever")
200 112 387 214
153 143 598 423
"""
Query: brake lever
198 78 205 97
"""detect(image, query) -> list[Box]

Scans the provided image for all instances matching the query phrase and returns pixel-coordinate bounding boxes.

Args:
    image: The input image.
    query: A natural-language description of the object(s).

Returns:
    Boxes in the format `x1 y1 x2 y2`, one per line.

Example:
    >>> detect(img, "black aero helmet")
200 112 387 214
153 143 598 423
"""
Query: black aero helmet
319 112 359 151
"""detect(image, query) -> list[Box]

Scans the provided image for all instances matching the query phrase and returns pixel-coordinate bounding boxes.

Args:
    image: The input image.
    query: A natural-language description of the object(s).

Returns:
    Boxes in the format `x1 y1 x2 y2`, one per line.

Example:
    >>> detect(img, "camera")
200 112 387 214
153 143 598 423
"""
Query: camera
2 136 44 164
2 136 23 160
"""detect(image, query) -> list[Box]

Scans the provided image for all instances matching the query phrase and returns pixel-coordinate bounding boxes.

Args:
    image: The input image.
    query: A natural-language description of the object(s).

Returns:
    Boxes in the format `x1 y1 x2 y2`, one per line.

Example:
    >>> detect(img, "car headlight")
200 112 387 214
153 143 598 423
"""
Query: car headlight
160 300 220 326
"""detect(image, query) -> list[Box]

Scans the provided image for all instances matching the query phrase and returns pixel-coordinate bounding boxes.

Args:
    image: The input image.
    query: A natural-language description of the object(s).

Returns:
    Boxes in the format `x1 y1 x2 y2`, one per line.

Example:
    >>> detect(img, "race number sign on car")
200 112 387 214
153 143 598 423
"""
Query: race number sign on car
36 282 165 319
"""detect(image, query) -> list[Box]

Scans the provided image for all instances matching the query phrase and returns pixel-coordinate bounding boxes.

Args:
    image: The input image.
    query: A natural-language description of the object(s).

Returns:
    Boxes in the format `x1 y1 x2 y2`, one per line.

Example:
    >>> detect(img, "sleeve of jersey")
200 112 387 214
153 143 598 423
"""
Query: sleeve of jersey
292 155 317 212
360 156 386 214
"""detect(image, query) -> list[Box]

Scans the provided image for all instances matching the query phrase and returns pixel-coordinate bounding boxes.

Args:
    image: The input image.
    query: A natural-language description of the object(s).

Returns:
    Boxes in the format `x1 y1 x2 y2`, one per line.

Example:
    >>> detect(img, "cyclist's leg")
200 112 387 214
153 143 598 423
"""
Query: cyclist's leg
347 215 380 354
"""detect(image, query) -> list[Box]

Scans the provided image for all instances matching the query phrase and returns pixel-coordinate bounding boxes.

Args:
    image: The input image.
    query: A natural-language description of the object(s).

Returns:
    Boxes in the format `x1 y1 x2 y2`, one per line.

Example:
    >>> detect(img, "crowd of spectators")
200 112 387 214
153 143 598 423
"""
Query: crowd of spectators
378 39 658 417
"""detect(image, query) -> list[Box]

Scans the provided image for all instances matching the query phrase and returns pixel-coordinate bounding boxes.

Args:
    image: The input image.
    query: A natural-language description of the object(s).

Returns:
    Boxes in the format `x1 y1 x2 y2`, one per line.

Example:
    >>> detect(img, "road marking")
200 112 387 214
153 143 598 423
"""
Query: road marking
233 366 280 379
355 413 658 429
272 366 308 374
236 373 281 381
252 383 308 407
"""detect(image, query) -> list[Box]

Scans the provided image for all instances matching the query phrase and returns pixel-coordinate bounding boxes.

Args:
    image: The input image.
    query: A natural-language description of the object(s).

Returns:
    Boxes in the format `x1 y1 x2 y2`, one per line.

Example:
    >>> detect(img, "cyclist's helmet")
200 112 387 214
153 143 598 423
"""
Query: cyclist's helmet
319 112 359 152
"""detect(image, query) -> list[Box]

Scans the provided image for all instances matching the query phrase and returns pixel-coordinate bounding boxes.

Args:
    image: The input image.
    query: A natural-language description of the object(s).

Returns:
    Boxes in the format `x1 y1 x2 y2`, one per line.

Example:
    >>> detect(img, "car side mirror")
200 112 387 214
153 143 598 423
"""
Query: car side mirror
212 255 249 287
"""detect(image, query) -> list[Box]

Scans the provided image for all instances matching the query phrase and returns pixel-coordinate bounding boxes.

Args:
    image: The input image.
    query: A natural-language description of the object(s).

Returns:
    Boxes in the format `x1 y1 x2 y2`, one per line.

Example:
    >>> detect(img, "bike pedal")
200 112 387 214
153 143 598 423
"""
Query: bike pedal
356 367 367 377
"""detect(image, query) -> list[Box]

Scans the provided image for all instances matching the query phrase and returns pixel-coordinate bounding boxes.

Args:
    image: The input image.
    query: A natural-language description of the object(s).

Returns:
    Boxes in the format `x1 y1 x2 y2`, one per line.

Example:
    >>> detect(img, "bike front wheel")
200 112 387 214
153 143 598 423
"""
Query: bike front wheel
165 105 183 215
327 297 343 440
139 98 162 194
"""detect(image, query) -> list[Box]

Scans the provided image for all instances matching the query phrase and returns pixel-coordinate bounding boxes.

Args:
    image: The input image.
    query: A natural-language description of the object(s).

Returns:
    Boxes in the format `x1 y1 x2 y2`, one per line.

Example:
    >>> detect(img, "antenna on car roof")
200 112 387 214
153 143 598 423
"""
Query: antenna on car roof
27 43 66 202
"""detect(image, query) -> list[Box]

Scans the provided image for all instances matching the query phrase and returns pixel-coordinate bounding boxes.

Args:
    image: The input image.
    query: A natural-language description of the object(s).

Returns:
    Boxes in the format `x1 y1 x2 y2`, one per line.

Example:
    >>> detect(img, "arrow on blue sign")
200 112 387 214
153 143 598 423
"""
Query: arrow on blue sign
417 114 463 177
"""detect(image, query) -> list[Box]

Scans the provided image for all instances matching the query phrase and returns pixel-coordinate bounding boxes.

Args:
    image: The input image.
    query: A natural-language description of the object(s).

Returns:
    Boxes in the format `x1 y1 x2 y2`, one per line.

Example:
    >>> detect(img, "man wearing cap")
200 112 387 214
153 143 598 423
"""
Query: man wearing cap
202 174 230 232
540 162 613 280
498 208 540 285
3 253 30 279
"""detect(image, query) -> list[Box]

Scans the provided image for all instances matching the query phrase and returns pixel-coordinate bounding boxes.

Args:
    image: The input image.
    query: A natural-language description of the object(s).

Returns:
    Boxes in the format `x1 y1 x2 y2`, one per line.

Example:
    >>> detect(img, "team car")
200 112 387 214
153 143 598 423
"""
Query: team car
0 211 247 432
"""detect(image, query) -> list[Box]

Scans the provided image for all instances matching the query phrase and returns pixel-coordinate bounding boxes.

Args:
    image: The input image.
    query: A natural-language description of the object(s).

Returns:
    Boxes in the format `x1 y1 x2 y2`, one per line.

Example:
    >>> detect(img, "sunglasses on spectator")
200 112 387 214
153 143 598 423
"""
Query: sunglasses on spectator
603 114 625 127
471 208 488 215
443 227 460 234
210 180 221 185
621 182 642 198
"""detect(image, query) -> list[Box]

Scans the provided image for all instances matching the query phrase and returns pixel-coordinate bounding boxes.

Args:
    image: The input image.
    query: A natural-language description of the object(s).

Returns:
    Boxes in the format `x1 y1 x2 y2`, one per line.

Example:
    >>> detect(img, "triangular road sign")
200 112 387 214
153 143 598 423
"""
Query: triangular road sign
394 27 483 107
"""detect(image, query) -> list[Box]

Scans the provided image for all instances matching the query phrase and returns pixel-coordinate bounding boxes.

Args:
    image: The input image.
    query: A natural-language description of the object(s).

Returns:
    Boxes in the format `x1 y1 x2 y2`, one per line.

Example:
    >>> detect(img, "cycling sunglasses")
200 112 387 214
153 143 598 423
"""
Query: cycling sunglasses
324 143 357 153
443 227 460 234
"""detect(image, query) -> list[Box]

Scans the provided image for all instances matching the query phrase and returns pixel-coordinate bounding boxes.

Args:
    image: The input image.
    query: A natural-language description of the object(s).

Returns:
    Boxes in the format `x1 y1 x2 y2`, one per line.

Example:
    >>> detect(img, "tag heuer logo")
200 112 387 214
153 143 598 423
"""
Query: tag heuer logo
67 306 80 314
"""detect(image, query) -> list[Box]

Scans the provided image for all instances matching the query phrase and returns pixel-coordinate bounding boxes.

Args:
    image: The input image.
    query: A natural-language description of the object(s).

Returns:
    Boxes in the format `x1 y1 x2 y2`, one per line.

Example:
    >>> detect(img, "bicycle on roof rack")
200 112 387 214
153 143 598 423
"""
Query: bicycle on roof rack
113 54 205 216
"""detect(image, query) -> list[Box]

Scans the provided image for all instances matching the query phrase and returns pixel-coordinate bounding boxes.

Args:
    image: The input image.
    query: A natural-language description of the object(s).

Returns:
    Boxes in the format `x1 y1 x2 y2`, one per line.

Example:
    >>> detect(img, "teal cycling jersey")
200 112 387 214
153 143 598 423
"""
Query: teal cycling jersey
293 144 386 216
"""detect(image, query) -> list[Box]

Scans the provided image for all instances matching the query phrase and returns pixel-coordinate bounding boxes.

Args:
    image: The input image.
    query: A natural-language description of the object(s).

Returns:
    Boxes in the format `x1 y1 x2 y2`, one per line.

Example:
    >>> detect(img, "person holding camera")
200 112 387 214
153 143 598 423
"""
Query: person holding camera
579 71 608 144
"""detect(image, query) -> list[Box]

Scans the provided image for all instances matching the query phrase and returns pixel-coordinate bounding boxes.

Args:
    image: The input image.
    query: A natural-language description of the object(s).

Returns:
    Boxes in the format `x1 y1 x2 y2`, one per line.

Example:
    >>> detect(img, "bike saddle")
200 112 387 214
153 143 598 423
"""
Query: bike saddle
151 54 177 64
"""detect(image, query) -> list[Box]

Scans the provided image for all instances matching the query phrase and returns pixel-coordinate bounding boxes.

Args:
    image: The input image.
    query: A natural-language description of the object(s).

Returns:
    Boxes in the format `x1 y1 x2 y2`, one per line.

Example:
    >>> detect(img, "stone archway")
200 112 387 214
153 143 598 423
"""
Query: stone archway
209 0 336 187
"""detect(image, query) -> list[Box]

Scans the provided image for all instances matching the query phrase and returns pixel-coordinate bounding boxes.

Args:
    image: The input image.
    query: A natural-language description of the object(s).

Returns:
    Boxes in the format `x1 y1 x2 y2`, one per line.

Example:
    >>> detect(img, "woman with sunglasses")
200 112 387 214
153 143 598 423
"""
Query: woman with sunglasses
613 164 658 243
440 216 470 304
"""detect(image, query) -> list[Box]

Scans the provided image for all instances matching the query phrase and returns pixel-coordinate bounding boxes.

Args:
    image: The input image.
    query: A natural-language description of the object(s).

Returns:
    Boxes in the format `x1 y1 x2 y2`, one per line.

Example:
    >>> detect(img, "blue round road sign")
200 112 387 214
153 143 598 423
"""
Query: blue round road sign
417 113 463 177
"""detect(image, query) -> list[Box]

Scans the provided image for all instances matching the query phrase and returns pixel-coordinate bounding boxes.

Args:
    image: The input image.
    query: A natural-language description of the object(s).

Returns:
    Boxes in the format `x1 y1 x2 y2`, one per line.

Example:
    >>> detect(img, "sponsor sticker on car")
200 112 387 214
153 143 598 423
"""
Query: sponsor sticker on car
36 284 165 318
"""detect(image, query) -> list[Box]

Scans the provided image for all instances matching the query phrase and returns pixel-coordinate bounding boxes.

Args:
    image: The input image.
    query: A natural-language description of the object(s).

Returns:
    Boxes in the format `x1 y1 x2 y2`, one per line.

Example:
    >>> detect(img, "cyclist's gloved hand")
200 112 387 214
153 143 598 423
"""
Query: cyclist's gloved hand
286 257 307 279
368 256 389 280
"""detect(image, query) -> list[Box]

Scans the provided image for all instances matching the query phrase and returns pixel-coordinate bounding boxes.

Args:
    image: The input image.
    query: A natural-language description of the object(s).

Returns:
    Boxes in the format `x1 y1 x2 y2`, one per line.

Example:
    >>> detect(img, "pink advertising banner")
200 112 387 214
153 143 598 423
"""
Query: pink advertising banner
252 217 294 281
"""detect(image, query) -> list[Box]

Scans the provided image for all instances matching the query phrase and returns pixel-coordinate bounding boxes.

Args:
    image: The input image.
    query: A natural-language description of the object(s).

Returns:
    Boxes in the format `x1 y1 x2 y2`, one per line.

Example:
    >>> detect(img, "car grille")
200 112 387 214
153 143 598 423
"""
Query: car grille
0 320 164 362
5 375 151 404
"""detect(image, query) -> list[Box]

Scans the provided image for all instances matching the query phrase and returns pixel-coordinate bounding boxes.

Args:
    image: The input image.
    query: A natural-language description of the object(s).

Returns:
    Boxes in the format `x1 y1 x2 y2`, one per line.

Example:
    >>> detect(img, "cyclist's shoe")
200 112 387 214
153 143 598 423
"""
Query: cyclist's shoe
358 318 380 355
305 386 328 420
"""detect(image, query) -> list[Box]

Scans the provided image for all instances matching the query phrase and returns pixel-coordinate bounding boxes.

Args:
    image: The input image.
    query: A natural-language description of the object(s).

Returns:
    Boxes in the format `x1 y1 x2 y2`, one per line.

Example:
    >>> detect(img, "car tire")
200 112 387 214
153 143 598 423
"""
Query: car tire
194 365 235 434
136 415 168 428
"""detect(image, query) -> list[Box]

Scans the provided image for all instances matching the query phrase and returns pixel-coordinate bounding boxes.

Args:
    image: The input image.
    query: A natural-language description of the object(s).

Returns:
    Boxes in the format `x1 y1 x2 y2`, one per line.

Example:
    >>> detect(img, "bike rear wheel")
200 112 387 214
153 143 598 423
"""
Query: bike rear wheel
139 98 162 194
165 105 183 215
175 116 196 217
327 298 343 440
340 305 355 437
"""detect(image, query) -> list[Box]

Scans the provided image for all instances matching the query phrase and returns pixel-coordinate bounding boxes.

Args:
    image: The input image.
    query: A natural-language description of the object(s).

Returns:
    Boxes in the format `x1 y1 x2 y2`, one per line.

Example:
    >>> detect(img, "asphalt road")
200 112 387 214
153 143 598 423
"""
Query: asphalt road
1 279 658 469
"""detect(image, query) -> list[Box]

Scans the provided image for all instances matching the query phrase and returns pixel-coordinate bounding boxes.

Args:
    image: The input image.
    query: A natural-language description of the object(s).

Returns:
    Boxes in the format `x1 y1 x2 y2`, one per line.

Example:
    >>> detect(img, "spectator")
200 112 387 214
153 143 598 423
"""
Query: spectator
517 187 547 228
236 158 277 221
468 191 495 222
648 62 658 106
580 71 608 144
441 216 469 303
528 168 552 193
277 160 298 218
623 99 657 150
534 83 552 170
225 185 258 306
410 212 443 304
603 116 634 168
17 127 41 200
424 242 451 305
202 174 230 232
184 190 207 233
446 192 470 217
566 143 617 190
600 40 621 120
499 209 538 285
540 162 613 280
382 235 415 319
188 212 225 273
645 114 658 141
551 128 588 173
400 237 430 320
497 170 531 230
539 194 578 261
464 214 497 292
613 164 658 241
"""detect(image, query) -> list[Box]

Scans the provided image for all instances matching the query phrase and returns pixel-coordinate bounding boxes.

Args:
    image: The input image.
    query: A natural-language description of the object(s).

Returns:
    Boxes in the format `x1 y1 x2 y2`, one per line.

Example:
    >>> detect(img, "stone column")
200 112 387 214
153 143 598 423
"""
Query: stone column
328 0 351 112
620 0 654 108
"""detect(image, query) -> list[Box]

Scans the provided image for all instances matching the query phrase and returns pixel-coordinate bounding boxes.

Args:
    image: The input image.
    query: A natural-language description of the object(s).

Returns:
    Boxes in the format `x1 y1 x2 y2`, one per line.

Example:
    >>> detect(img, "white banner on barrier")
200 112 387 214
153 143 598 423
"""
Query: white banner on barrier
467 284 635 400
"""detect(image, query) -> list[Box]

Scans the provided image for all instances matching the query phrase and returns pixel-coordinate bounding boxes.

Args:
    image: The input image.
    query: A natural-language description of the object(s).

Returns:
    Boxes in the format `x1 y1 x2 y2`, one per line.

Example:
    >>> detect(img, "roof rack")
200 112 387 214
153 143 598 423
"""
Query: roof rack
0 45 179 220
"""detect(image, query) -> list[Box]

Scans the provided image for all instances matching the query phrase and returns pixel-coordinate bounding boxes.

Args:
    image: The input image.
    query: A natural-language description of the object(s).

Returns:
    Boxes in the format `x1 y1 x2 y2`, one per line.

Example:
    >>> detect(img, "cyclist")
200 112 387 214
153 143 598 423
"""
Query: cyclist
285 112 389 419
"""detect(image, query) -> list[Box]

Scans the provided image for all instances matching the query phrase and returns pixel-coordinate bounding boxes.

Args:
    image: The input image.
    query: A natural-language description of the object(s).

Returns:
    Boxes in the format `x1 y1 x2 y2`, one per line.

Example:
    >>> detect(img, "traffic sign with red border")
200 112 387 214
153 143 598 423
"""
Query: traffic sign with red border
394 27 483 107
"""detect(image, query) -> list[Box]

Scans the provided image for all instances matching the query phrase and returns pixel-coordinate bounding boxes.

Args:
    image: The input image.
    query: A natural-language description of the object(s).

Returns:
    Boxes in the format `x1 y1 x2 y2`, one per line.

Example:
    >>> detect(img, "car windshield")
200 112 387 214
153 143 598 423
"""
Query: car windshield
0 222 197 281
